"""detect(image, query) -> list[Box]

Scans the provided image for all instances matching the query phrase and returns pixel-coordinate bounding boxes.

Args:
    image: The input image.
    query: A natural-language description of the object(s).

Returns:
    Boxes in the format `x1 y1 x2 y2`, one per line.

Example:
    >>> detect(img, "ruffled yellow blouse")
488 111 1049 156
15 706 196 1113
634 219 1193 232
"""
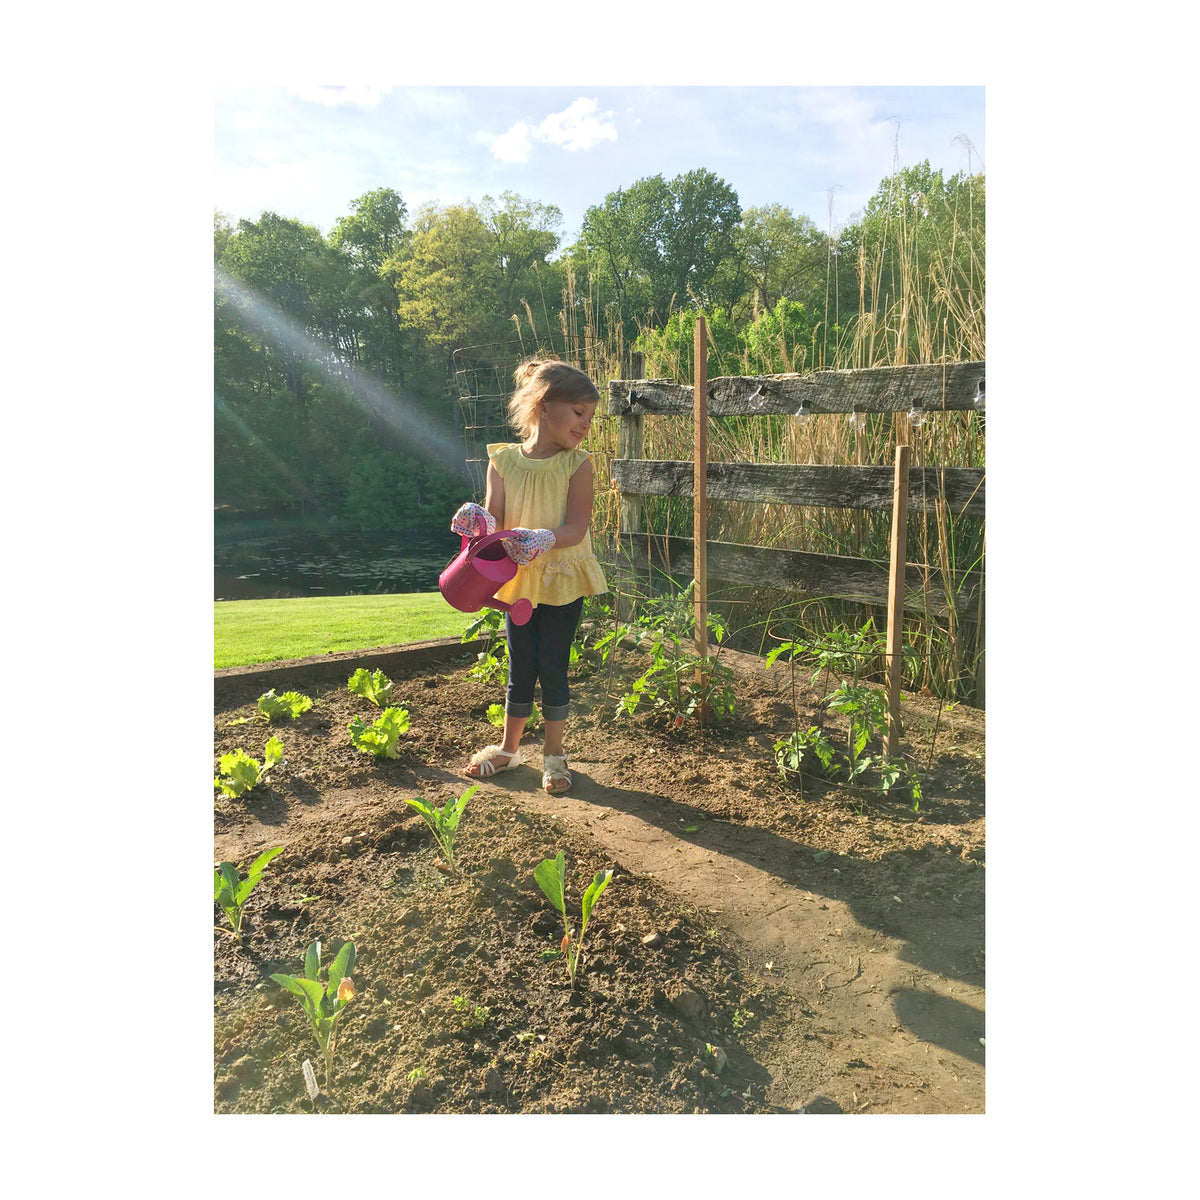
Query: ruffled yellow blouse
487 442 609 608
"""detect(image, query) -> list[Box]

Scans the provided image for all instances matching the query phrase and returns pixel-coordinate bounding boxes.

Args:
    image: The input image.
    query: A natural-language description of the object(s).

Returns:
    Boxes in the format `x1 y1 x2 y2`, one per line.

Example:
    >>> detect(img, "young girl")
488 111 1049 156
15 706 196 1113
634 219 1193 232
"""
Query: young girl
452 359 608 794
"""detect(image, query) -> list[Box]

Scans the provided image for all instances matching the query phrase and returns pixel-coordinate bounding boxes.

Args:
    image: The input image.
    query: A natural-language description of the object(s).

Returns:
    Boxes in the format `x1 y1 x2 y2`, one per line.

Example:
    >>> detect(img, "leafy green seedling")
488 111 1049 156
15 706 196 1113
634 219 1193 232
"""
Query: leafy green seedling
534 850 613 988
227 689 313 725
348 706 410 758
270 939 356 1090
452 996 490 1028
405 785 477 875
880 757 923 811
348 667 394 706
486 701 539 728
773 727 835 780
213 846 283 943
215 736 283 797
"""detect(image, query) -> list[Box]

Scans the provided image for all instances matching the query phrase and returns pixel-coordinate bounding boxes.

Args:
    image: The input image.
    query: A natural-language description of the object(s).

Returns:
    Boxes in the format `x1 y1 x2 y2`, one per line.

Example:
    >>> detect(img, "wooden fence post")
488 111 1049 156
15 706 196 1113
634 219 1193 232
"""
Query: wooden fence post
885 443 911 757
694 318 709 723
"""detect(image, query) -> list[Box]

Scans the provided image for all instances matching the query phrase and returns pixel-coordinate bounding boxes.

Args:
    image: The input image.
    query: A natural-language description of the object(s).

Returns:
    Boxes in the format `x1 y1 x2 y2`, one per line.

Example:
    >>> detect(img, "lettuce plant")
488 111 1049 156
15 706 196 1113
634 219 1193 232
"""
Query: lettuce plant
214 847 283 943
534 851 613 989
405 784 477 875
348 707 410 758
270 939 357 1090
348 668 394 706
215 736 283 797
227 690 313 725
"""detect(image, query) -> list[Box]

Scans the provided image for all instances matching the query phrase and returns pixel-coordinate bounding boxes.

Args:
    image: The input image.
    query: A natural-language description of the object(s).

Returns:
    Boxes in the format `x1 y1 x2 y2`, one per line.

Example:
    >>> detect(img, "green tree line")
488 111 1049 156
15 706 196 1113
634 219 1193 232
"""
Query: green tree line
215 163 984 531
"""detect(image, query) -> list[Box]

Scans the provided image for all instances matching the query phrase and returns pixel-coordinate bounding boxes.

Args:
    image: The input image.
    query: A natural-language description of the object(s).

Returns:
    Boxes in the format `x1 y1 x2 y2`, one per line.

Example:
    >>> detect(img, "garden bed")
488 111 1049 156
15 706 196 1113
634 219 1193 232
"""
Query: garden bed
214 634 985 1114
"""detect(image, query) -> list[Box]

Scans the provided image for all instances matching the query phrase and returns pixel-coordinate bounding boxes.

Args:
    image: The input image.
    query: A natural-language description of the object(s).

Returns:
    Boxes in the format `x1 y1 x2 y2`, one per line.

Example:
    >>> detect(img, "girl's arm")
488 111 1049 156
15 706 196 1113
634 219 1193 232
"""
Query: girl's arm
548 458 595 549
484 461 506 529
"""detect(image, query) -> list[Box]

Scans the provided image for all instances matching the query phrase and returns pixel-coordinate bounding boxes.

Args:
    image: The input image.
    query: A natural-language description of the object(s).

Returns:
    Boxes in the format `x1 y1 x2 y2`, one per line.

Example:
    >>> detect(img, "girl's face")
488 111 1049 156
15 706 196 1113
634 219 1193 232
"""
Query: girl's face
539 396 597 451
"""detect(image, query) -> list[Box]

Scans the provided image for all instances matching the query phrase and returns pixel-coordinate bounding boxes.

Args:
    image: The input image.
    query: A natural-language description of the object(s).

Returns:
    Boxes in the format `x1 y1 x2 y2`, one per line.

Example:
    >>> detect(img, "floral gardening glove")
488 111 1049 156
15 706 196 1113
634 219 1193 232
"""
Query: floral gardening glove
501 527 556 565
450 502 496 539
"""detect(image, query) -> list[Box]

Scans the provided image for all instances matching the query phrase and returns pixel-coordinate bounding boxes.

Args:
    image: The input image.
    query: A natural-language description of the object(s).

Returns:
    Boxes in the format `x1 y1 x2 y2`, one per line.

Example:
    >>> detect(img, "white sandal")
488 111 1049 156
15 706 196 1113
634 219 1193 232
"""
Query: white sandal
466 744 523 778
542 753 572 794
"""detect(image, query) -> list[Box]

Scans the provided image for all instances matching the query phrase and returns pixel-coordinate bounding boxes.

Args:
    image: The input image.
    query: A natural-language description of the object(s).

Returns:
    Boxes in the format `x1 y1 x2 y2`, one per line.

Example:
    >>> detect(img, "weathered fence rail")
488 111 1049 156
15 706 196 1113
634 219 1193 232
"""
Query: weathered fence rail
612 460 985 515
613 534 978 618
608 361 984 417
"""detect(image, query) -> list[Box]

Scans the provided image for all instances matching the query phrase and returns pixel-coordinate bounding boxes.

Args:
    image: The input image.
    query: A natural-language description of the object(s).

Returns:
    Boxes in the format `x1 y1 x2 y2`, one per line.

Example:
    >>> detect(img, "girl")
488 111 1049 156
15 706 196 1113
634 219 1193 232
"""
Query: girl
452 359 608 794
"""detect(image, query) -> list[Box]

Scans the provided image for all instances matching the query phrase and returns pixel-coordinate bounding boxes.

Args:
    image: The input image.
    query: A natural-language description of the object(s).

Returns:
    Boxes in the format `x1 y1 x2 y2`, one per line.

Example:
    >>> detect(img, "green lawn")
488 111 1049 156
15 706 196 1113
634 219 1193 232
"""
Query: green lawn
215 591 474 669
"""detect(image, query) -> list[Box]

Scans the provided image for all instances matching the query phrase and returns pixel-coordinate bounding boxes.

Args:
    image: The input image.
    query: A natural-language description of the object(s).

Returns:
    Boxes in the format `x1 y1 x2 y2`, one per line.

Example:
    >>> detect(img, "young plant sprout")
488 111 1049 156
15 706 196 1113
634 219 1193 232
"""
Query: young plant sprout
270 939 357 1091
226 690 313 725
348 706 410 758
405 785 477 876
213 846 283 943
347 668 394 706
214 736 283 797
534 851 613 989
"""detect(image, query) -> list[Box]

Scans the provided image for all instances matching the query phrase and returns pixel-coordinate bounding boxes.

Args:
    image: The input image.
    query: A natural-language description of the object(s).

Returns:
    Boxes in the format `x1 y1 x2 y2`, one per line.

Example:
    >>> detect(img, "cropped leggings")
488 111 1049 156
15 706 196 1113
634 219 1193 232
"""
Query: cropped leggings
504 596 584 722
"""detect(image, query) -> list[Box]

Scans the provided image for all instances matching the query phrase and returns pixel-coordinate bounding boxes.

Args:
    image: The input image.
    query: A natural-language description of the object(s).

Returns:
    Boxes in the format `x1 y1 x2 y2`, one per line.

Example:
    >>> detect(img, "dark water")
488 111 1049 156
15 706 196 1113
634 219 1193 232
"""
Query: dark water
214 526 463 601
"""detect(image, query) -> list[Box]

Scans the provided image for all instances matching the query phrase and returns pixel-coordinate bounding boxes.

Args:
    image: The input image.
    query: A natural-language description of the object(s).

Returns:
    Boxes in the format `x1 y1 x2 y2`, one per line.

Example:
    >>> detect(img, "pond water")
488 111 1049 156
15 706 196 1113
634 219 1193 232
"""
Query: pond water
214 526 463 601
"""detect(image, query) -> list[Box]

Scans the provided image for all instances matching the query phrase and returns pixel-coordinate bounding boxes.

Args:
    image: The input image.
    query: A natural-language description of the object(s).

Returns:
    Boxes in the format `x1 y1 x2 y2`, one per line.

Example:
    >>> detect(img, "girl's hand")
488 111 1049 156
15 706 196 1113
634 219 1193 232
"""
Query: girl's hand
450 502 496 539
501 528 556 564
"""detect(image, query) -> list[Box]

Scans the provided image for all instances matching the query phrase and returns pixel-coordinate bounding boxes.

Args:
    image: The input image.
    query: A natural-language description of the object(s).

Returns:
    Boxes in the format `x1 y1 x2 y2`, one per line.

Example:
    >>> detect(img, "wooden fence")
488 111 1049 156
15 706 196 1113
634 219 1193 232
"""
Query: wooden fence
605 348 986 712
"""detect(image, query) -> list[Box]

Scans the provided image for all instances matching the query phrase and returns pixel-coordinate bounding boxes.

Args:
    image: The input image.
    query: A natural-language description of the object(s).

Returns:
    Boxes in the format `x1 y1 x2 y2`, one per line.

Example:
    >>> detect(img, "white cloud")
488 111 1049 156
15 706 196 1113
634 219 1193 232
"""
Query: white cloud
491 121 535 163
287 85 391 108
490 97 616 162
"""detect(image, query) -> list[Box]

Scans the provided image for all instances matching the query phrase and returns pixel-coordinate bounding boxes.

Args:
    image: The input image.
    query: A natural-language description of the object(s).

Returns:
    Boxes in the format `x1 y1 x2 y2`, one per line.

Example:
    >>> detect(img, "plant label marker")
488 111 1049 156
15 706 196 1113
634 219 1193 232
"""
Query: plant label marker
302 1058 320 1100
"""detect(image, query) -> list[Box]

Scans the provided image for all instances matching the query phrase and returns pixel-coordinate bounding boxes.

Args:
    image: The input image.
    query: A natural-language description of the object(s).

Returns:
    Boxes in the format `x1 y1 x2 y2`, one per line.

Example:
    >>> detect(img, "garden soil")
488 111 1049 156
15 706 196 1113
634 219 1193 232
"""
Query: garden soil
214 633 984 1115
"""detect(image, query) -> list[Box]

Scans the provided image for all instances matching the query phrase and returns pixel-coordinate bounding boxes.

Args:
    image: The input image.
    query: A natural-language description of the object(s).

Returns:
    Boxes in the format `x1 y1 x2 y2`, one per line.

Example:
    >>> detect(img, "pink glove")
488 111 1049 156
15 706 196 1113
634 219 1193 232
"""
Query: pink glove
502 527 556 565
450 502 496 539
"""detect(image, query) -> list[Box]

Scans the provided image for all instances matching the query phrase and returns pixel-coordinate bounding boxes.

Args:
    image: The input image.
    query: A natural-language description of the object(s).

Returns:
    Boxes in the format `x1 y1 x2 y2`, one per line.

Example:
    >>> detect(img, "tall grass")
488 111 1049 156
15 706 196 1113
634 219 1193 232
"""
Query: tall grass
502 173 985 703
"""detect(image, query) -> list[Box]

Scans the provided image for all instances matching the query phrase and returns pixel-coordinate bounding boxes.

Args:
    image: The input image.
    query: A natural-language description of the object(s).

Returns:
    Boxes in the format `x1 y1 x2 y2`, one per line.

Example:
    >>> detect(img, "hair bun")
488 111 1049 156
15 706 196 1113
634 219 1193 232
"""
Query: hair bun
513 357 558 388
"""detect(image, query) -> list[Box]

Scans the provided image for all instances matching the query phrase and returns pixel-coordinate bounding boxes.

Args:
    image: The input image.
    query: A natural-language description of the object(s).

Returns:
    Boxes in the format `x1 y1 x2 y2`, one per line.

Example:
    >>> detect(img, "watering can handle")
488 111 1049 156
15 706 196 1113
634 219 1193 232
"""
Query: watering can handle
463 529 520 563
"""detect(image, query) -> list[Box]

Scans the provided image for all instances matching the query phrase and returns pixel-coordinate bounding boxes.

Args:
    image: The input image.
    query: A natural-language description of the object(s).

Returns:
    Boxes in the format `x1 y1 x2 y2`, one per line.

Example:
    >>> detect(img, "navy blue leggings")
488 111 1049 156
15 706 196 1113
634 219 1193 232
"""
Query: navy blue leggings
505 597 584 722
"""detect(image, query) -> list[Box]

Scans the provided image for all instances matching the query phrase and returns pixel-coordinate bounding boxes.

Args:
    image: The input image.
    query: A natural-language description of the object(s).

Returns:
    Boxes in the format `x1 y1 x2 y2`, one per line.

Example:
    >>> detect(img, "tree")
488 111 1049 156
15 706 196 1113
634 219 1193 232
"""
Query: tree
331 187 408 272
331 188 411 386
392 202 506 351
578 168 742 333
735 204 827 315
218 211 357 406
478 191 562 316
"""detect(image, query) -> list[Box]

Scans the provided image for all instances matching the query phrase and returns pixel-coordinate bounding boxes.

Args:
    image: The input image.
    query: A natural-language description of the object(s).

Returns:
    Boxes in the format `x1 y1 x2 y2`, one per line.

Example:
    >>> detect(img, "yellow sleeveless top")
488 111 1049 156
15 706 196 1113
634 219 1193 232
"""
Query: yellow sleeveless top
487 442 609 608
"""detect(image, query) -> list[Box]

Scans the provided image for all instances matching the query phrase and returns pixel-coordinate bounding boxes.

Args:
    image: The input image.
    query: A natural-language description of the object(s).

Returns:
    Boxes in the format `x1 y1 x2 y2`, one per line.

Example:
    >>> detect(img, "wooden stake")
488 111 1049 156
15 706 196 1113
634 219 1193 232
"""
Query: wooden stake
885 443 911 757
694 317 709 723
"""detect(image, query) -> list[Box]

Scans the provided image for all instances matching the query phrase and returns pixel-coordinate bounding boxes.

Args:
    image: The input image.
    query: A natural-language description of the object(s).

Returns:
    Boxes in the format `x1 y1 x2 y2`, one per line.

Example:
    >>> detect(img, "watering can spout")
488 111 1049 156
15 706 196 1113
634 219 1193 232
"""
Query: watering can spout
487 596 533 624
438 531 533 626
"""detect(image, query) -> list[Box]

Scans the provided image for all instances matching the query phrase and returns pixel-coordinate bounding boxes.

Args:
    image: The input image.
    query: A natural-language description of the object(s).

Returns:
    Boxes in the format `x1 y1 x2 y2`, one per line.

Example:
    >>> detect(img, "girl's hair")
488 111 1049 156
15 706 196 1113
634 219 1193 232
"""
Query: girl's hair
508 358 600 440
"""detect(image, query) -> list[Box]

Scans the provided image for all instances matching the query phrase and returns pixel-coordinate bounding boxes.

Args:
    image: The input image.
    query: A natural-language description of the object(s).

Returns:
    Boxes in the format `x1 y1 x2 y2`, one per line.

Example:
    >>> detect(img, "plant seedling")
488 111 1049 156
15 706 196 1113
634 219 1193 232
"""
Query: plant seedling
270 939 356 1090
348 667 394 706
348 706 410 758
214 736 283 797
213 846 283 943
773 727 836 780
452 996 491 1028
404 784 477 875
227 689 313 725
534 850 613 988
486 701 539 728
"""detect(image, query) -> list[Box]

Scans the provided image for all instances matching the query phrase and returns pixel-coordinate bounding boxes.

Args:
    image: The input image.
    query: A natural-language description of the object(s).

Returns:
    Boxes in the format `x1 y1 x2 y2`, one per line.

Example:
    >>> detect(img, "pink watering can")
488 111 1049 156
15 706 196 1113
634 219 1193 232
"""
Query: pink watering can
439 529 533 625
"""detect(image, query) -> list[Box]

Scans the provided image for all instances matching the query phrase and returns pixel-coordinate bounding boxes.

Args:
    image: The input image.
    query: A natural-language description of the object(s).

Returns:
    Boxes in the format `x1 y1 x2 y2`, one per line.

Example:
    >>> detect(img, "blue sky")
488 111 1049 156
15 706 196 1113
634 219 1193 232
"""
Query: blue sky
214 85 984 246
